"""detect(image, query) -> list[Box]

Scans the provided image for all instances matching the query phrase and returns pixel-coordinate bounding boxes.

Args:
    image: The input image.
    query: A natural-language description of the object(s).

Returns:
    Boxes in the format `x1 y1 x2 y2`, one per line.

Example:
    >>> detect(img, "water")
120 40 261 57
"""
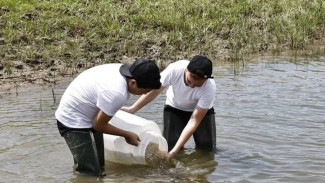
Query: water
145 143 176 168
0 56 324 182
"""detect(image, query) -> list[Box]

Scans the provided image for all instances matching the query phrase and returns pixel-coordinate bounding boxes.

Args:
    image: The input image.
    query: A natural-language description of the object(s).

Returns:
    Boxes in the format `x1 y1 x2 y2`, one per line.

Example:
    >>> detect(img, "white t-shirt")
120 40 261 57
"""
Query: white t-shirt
161 60 216 112
55 64 130 128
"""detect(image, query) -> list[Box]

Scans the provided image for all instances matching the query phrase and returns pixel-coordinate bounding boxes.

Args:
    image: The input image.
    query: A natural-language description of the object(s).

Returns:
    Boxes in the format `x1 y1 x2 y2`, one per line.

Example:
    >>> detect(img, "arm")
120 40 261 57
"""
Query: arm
121 86 166 114
93 110 141 146
168 106 209 158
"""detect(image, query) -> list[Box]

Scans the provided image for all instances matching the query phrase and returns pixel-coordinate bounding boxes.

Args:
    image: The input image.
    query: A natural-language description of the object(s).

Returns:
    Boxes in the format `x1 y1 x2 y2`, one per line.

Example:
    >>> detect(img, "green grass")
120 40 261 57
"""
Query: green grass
0 0 324 76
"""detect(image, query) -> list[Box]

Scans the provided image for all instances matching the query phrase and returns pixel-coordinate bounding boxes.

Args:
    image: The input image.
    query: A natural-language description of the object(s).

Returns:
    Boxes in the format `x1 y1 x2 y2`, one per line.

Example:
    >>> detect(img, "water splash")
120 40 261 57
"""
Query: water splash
144 143 217 182
145 142 176 168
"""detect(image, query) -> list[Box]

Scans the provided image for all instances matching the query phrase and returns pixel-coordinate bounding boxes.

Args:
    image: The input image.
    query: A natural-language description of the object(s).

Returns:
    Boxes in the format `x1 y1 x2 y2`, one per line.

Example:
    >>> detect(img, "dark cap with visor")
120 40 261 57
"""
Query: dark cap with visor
120 58 161 89
187 55 214 79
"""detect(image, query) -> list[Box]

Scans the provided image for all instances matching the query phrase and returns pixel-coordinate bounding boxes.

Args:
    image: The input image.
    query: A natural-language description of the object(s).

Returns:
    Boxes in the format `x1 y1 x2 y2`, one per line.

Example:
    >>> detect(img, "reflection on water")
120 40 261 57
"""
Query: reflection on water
0 56 324 183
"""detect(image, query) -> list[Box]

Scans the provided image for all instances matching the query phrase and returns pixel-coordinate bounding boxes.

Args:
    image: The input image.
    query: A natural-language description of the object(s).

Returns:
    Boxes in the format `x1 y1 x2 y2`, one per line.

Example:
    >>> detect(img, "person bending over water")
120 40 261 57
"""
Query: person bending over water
122 55 216 159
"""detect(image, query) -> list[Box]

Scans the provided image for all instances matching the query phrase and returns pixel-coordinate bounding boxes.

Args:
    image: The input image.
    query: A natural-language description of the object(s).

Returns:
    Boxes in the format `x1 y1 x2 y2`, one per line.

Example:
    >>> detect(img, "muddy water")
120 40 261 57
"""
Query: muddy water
1 56 325 182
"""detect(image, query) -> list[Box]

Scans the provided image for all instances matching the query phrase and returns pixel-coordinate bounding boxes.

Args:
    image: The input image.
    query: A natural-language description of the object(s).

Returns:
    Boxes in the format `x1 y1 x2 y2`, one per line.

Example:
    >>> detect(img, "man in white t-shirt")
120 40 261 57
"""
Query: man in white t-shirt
55 58 161 175
122 55 216 159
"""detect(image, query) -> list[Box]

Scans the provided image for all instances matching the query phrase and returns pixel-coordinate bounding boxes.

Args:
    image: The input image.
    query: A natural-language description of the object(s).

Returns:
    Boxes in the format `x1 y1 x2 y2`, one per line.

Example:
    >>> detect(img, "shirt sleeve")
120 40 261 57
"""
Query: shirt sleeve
197 80 216 109
160 63 176 87
96 90 126 116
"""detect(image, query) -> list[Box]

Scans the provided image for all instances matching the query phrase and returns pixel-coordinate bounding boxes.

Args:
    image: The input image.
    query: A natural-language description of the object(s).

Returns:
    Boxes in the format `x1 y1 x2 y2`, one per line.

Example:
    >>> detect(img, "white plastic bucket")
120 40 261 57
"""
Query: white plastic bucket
104 110 168 165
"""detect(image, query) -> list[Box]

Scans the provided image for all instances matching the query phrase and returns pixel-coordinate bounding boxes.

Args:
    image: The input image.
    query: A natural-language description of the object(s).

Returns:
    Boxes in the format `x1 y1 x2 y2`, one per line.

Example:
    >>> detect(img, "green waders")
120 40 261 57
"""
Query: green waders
163 105 216 151
57 121 105 176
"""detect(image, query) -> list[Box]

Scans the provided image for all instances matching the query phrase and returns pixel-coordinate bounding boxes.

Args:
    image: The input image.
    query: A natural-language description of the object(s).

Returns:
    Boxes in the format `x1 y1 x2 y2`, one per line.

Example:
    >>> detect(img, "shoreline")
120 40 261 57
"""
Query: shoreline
1 56 324 98
1 40 324 97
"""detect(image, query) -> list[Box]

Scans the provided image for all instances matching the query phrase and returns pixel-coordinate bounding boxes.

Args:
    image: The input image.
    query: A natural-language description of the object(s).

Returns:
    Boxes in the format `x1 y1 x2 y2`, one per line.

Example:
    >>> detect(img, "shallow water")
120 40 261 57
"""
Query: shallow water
1 56 324 182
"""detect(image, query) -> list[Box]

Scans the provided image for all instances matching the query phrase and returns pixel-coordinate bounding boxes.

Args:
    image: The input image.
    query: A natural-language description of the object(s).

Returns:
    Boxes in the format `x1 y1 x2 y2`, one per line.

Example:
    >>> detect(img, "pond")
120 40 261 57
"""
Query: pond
0 55 324 183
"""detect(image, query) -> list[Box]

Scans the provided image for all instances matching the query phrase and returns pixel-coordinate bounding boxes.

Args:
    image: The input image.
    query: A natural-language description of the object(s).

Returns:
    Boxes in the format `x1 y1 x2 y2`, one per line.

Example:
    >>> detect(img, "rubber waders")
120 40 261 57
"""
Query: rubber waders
63 131 105 176
163 108 216 151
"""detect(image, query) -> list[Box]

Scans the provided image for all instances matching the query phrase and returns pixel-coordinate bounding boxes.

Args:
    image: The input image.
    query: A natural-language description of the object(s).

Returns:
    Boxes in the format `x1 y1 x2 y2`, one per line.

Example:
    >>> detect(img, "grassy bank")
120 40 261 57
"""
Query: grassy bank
0 0 324 81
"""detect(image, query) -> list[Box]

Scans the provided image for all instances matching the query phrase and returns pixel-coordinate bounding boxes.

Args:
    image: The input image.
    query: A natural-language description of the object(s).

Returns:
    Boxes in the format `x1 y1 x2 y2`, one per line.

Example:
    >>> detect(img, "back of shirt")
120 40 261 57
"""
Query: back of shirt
55 64 130 128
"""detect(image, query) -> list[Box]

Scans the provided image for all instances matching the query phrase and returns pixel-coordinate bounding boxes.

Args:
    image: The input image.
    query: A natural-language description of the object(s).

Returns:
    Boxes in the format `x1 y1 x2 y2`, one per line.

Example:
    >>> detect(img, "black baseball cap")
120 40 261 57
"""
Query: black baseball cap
120 58 161 89
187 55 214 79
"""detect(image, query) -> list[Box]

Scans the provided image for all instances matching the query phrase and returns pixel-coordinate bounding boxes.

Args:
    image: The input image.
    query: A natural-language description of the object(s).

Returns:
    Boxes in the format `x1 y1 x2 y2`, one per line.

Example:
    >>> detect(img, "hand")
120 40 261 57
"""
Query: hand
124 131 141 146
120 106 135 114
168 150 177 159
166 154 177 167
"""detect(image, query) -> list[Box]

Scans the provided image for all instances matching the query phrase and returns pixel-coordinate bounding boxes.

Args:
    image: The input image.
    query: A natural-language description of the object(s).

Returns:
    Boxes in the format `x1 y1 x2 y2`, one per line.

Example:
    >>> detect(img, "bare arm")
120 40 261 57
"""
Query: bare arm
93 110 140 146
121 86 166 114
168 106 209 158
